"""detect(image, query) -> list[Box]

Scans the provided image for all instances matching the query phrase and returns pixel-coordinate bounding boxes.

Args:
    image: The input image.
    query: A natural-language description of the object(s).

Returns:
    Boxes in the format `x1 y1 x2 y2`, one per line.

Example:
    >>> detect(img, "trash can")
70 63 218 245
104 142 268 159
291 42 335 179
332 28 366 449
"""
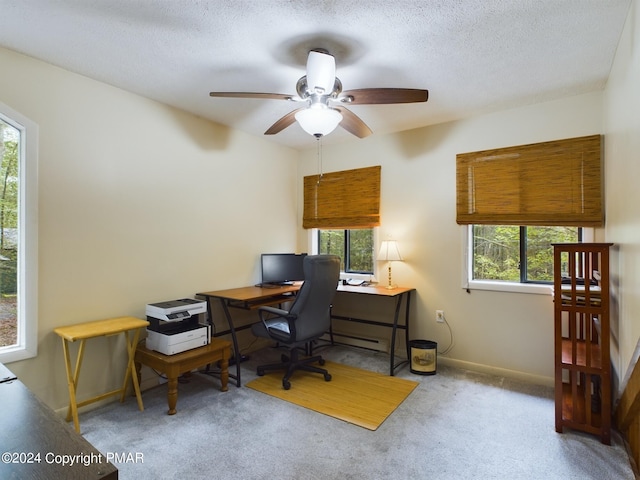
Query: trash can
409 340 437 375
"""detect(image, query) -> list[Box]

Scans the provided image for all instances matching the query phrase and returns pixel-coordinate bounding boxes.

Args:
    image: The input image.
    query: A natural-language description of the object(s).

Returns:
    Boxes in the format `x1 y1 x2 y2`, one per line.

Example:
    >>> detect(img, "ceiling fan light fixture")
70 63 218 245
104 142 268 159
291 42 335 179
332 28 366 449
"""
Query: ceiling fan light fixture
209 49 428 139
295 107 343 137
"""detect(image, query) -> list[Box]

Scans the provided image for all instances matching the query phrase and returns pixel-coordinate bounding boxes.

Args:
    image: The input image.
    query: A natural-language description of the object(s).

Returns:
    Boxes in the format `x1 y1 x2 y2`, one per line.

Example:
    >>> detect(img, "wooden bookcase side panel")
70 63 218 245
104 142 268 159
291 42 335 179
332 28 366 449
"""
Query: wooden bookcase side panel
553 243 613 445
560 375 603 429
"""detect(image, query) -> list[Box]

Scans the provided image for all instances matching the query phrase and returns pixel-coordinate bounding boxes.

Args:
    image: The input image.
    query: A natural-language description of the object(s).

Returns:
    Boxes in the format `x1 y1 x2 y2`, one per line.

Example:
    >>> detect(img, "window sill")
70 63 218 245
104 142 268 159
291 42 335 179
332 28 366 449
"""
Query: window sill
464 280 554 296
0 344 37 364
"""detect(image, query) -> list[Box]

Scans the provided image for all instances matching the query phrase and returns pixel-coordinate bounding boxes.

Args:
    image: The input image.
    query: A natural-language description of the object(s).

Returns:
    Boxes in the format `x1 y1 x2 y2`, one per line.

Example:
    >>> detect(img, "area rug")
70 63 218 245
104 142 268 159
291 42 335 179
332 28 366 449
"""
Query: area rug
246 361 419 430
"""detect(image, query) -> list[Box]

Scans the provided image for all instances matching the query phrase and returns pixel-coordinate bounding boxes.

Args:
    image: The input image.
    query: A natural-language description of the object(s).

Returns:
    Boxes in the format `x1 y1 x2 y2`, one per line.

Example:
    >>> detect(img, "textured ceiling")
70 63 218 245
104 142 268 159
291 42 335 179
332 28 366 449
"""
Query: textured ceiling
0 0 632 150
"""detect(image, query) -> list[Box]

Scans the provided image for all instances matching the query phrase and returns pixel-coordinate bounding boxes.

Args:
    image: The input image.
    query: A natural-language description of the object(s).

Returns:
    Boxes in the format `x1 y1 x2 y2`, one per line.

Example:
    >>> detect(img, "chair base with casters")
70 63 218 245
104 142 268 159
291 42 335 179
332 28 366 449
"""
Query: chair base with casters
256 346 331 390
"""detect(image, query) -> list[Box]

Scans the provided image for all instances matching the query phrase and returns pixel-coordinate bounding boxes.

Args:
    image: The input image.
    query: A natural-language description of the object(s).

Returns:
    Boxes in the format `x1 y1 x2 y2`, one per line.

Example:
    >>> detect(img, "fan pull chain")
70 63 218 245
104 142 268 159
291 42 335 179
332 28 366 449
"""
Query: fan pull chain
316 134 323 185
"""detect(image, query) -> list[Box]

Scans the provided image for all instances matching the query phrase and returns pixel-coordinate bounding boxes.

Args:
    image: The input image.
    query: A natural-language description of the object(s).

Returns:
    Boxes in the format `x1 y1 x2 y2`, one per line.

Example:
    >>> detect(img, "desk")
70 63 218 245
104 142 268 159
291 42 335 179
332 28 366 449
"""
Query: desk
197 283 414 385
331 285 414 376
54 316 149 433
197 284 300 387
0 363 118 479
135 338 230 415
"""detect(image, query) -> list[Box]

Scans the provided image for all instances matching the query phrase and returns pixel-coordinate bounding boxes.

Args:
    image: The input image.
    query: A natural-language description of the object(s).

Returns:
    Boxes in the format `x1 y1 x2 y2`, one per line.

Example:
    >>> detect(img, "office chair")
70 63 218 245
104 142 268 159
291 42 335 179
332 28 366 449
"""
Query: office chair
251 255 340 390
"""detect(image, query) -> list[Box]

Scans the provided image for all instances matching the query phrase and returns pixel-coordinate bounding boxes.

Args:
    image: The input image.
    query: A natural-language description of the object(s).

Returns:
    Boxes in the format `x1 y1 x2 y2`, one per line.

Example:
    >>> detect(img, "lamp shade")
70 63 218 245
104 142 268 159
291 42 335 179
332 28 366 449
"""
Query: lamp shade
295 107 343 137
378 240 402 261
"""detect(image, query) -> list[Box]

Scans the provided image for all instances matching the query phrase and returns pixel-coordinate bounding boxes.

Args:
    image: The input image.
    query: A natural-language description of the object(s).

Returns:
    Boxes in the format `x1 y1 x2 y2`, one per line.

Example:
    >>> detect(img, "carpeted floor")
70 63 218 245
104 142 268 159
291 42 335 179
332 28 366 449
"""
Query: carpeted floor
81 345 635 479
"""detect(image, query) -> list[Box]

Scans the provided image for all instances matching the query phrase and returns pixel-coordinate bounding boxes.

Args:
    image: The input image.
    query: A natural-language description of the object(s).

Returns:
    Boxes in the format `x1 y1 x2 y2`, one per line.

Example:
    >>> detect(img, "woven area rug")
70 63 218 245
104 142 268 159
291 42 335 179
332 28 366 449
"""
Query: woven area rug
246 361 418 430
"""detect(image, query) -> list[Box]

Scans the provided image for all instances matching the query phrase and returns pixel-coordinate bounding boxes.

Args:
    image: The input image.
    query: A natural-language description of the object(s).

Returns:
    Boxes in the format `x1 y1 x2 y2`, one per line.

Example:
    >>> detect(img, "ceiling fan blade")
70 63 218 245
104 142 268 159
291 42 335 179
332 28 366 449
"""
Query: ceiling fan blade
209 92 294 101
306 50 336 94
339 88 429 105
334 106 372 138
264 108 306 135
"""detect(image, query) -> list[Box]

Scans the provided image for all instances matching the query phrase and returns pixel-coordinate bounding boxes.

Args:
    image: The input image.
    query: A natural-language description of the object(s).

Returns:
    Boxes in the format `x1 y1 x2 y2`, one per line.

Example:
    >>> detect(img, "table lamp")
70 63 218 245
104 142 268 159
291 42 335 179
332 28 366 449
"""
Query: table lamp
378 240 403 289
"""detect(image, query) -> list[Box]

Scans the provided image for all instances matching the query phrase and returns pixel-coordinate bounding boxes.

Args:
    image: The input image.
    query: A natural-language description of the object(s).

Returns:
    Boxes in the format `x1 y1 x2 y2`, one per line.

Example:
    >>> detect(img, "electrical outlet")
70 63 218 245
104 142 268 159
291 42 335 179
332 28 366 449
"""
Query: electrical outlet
436 310 445 323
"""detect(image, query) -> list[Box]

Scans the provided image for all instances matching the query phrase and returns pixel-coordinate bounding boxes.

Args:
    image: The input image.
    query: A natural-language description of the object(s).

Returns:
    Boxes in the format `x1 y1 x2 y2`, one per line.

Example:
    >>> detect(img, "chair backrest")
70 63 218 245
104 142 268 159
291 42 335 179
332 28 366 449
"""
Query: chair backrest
287 255 340 343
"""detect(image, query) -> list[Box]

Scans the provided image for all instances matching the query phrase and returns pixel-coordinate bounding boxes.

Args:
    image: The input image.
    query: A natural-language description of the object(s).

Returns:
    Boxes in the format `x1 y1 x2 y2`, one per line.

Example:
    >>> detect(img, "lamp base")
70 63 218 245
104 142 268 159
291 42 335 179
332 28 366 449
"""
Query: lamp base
385 264 397 289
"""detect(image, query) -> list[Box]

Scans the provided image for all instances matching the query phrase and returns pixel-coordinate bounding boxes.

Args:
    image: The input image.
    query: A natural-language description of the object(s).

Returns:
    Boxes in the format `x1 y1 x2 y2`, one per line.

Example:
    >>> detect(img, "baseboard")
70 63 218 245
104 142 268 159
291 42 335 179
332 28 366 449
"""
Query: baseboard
53 395 117 417
437 356 554 388
321 331 389 353
143 375 164 390
52 371 168 418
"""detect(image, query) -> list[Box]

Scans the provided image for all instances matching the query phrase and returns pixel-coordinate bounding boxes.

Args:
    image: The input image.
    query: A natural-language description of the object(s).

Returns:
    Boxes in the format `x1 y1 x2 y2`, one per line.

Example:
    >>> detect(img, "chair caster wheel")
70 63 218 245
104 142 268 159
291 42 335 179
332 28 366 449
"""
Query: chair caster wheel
324 373 332 382
257 368 265 376
283 380 291 390
318 358 326 366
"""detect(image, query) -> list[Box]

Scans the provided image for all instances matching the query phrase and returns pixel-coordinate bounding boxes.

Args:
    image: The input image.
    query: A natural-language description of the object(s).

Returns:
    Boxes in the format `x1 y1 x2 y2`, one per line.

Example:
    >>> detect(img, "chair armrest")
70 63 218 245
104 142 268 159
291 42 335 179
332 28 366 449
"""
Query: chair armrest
258 306 297 343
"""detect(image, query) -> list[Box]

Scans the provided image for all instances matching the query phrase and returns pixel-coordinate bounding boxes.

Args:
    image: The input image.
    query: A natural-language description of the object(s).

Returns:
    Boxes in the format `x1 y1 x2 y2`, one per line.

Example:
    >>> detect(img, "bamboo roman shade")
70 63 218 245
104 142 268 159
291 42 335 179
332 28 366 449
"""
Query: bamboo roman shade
303 165 381 229
456 135 603 227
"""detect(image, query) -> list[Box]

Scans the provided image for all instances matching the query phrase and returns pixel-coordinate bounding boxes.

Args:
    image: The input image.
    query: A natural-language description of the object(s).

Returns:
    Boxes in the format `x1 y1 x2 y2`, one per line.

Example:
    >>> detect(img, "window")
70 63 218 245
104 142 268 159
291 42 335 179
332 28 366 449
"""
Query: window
0 103 38 363
317 228 374 275
467 225 584 293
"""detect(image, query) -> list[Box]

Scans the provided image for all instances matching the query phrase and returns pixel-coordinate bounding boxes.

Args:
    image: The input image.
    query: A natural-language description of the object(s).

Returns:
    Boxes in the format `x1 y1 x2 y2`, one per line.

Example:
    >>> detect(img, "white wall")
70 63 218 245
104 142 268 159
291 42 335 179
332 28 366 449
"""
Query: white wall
603 0 640 393
297 92 603 385
0 47 299 409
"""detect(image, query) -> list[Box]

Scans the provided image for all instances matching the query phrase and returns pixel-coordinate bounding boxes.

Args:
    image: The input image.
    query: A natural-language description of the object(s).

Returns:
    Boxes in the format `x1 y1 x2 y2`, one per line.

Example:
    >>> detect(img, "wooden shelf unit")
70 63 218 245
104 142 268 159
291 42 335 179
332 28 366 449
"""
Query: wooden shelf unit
553 242 613 445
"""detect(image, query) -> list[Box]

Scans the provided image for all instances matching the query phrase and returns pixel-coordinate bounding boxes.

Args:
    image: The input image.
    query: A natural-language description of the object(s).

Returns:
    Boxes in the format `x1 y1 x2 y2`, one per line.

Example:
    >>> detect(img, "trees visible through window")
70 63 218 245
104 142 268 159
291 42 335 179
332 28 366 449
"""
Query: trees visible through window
0 103 37 363
318 229 374 274
472 225 581 283
0 119 18 348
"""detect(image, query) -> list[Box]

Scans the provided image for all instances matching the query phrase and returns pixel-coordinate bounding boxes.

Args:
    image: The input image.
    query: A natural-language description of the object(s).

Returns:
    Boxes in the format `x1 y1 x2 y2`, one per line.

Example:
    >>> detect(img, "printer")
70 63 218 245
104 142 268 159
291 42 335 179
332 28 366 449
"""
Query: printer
145 298 210 355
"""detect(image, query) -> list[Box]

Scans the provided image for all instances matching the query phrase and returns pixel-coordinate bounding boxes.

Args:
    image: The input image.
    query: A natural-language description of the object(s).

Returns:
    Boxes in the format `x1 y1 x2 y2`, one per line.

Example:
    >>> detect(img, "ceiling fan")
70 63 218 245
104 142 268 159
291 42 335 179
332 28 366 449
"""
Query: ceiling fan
209 49 429 138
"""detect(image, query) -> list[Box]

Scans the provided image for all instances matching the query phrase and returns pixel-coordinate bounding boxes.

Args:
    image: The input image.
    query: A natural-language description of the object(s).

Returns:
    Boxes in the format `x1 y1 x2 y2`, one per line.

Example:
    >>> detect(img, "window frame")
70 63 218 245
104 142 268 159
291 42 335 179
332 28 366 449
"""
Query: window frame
0 102 38 363
311 227 379 282
462 225 593 295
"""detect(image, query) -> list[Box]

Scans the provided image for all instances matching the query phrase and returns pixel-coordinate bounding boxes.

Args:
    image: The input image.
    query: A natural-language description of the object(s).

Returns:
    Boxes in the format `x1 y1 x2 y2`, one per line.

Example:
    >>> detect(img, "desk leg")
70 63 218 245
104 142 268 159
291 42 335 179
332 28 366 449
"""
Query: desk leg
389 295 403 376
61 338 86 433
390 291 412 376
218 298 242 387
404 291 412 365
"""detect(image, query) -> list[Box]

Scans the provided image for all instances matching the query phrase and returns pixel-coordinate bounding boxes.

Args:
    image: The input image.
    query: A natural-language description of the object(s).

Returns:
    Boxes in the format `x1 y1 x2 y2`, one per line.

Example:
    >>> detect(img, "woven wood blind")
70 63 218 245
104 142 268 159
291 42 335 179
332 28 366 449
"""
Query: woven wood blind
303 165 381 229
456 135 603 227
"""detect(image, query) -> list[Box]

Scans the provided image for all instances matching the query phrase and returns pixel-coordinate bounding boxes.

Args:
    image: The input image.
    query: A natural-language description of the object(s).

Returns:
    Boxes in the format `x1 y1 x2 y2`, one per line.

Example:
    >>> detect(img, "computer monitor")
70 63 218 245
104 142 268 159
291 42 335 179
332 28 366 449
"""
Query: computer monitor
260 253 307 286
